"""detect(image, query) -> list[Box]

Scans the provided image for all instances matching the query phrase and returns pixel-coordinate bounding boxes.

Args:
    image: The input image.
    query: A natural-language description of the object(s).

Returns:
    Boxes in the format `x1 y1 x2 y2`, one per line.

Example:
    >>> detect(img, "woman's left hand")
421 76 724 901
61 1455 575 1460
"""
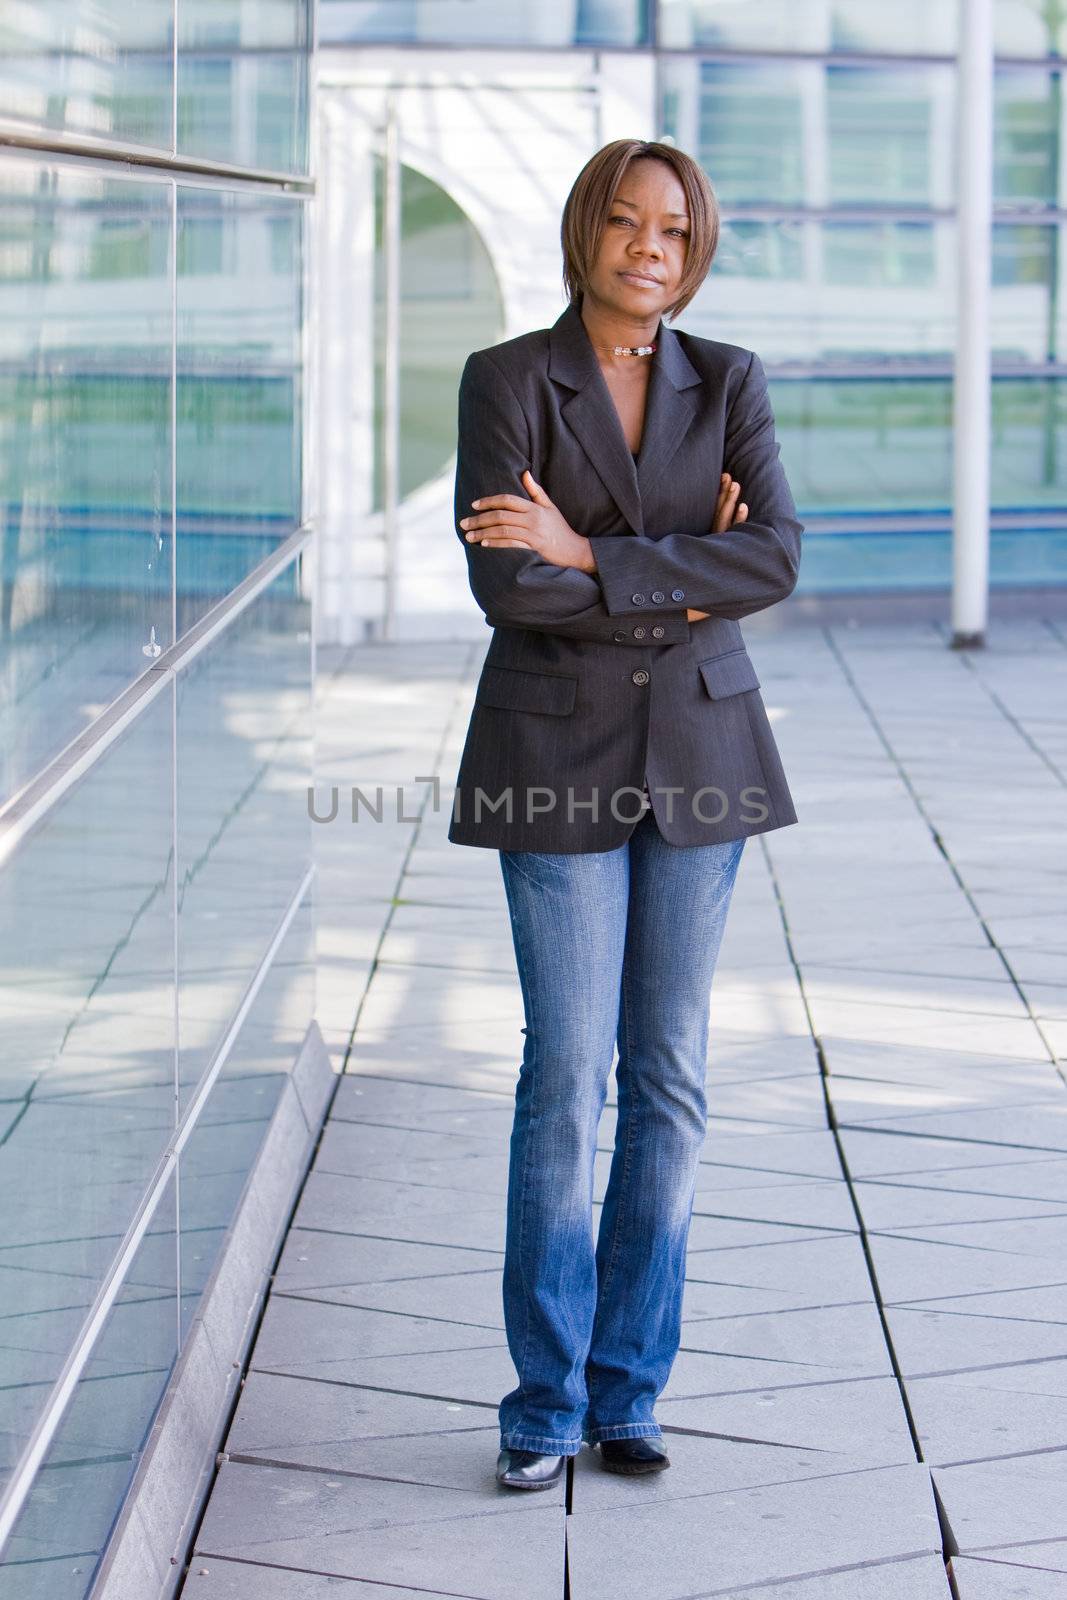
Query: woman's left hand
460 470 596 573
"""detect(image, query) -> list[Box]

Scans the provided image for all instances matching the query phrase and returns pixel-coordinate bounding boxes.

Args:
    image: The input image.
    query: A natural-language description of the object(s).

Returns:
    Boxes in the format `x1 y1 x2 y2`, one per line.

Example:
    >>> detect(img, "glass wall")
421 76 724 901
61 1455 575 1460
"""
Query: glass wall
321 0 1067 593
0 3 315 1591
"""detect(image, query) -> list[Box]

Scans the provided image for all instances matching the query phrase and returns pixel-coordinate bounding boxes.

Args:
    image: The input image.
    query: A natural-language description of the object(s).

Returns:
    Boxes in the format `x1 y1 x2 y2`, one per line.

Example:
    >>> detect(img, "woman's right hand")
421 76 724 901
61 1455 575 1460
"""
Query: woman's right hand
687 473 748 621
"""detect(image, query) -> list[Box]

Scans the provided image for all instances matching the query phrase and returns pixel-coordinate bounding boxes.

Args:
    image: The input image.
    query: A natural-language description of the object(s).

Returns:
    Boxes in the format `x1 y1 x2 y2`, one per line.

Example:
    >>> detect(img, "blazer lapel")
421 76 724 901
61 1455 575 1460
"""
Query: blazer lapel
547 298 702 537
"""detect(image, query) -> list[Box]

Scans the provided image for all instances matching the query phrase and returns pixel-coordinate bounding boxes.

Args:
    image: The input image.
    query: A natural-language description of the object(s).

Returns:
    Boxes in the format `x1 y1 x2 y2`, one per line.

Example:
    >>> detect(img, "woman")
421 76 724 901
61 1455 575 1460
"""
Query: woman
448 140 803 1490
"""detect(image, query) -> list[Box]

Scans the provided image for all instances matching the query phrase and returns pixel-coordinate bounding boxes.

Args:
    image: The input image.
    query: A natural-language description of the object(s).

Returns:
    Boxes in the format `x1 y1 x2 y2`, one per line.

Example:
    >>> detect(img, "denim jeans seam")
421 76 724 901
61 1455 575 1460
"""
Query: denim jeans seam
502 859 536 1417
587 961 639 1421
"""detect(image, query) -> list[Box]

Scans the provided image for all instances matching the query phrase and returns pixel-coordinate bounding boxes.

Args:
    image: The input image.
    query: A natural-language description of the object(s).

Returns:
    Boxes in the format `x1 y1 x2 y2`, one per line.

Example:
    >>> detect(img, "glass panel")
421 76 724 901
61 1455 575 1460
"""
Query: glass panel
657 0 957 55
739 375 1066 590
0 1180 178 1600
318 0 644 48
176 563 312 1112
662 57 953 209
371 161 505 510
993 221 1065 362
827 66 941 207
0 690 175 1512
179 892 315 1339
995 66 1067 208
176 187 303 630
177 0 312 175
996 0 1067 57
0 3 173 151
684 218 954 362
0 160 172 808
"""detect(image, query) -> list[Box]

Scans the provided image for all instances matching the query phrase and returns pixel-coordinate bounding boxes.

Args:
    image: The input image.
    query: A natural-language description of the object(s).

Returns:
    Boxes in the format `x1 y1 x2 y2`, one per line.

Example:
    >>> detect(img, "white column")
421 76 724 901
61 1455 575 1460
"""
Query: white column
951 0 994 647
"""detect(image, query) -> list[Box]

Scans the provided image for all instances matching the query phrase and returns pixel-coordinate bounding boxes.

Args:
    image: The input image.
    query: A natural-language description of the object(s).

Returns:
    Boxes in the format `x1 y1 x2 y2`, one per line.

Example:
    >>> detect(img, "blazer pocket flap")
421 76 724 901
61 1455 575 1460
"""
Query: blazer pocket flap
698 649 761 699
475 665 577 716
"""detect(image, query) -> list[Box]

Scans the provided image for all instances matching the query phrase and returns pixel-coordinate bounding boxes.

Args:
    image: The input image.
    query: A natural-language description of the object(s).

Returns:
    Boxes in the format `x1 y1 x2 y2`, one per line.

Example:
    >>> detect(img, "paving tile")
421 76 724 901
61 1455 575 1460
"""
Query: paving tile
194 1461 565 1599
684 1234 873 1299
690 1179 859 1231
906 1374 1067 1460
840 1129 1064 1180
869 1234 1067 1302
294 1343 516 1407
674 1301 893 1373
655 1374 914 1461
952 1555 1067 1597
292 1171 506 1249
283 1266 505 1328
183 1558 425 1597
566 1462 940 1598
933 1458 1067 1569
886 1305 1067 1374
251 1296 506 1381
273 1227 503 1292
854 1183 1067 1230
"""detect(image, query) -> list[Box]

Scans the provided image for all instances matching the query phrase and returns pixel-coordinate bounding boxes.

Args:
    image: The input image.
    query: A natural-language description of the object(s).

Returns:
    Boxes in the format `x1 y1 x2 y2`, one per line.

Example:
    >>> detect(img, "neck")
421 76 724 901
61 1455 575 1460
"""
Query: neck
579 294 661 367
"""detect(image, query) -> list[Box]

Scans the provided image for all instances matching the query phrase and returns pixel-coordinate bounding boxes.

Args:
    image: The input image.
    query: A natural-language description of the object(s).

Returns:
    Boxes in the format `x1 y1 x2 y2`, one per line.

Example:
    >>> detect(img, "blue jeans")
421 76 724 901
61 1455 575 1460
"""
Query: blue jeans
496 805 746 1454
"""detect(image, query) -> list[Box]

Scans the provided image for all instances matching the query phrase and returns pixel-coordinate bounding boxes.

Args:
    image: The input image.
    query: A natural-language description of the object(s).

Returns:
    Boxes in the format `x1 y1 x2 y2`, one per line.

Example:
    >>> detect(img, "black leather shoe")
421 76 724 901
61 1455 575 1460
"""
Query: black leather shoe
597 1437 670 1474
496 1447 566 1489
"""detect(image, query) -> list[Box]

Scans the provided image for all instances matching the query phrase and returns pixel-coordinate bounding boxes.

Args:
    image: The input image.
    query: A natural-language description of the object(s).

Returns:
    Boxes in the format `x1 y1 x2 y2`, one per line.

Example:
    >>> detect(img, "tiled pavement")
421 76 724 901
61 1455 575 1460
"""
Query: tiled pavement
180 615 1067 1599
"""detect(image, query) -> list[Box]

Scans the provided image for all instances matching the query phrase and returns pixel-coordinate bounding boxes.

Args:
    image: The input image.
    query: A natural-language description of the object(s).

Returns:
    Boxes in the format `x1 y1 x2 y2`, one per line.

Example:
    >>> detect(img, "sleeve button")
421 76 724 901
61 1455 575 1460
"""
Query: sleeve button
612 630 627 642
631 593 645 605
651 625 664 638
633 626 646 639
671 588 685 601
651 590 665 603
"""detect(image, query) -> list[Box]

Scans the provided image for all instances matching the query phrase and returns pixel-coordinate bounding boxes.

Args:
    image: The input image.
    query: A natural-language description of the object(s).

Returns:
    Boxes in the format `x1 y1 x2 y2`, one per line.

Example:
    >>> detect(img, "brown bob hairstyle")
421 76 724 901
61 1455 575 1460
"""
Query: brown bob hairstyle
561 139 720 322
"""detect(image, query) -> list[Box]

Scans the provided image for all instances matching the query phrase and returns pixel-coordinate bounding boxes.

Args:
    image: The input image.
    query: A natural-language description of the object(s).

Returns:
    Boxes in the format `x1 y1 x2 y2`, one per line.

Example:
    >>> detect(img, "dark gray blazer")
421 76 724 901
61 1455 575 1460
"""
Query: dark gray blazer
447 297 803 853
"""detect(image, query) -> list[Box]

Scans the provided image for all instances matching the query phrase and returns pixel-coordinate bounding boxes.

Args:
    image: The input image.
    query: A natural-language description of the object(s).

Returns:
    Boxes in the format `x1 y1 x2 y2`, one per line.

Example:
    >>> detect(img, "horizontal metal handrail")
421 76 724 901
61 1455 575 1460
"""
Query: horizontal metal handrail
0 520 314 863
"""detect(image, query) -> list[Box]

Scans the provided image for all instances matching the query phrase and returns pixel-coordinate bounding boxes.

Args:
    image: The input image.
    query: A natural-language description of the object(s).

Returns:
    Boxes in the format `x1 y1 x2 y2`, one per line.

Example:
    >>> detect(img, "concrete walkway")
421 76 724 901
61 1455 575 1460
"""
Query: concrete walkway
180 614 1067 1599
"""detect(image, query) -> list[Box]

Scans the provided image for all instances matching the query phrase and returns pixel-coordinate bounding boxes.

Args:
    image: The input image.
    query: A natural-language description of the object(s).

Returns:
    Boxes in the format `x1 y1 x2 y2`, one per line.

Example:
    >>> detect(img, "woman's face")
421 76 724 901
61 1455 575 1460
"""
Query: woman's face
585 158 691 320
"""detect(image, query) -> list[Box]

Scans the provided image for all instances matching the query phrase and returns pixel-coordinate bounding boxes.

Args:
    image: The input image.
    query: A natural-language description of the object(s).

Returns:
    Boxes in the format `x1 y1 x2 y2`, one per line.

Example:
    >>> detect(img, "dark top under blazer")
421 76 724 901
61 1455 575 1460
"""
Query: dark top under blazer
447 298 803 853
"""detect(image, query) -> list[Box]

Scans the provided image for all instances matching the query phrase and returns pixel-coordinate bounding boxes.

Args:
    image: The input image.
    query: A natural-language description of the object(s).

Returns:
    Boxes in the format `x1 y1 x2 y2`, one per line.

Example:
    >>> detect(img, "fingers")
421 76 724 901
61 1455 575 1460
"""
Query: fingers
470 537 535 549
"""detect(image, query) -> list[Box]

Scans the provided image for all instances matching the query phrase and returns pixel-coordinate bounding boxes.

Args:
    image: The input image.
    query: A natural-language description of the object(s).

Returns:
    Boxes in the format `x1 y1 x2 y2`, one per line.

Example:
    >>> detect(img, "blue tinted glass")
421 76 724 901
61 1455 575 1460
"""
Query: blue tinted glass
0 161 172 807
0 2 173 150
658 0 956 53
0 1180 179 1600
179 893 315 1338
177 1 312 174
176 565 313 1112
176 187 304 629
0 691 175 1519
319 0 644 46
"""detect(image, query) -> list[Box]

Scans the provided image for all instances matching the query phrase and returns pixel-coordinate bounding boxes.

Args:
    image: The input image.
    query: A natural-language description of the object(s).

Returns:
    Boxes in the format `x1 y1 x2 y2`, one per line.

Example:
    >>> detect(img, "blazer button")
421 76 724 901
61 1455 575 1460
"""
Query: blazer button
631 593 645 605
651 625 665 638
671 588 685 601
651 590 665 603
632 669 649 686
612 630 626 642
633 625 646 639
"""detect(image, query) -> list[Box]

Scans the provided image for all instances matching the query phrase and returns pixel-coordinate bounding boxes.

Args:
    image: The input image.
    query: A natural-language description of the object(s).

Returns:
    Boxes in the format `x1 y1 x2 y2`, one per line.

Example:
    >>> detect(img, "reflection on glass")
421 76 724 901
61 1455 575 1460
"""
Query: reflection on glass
0 162 172 807
372 162 504 508
662 58 951 209
0 2 173 150
687 219 953 361
0 1179 179 1598
179 893 314 1336
0 693 174 1510
177 0 312 174
657 0 956 54
0 1181 178 1600
319 0 644 47
827 67 944 206
995 67 1066 208
176 188 304 629
176 564 312 1111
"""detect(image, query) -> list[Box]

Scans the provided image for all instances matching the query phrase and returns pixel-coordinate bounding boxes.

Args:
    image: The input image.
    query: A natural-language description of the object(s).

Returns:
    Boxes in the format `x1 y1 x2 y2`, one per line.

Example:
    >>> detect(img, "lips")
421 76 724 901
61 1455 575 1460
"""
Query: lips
619 270 662 287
